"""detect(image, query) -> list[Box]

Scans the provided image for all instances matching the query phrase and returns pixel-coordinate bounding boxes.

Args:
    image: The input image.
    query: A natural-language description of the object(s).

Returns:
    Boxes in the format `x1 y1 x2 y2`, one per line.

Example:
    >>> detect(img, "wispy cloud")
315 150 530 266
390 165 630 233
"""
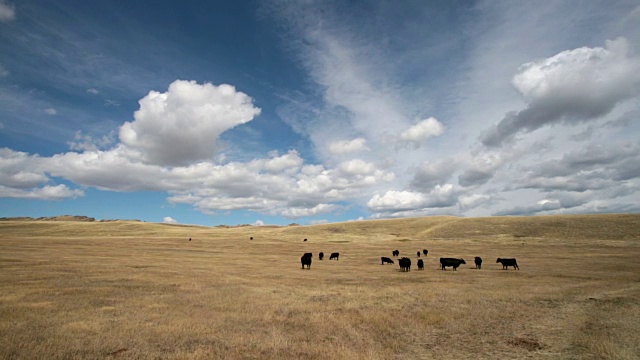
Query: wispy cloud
0 0 15 22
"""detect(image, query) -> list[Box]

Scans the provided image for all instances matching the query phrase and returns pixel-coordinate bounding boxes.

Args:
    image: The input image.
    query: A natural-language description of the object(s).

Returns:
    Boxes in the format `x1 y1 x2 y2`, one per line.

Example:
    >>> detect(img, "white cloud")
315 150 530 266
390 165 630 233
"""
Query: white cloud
87 88 99 95
253 219 265 226
0 0 15 22
399 117 445 147
367 184 458 217
67 130 115 152
309 219 328 225
281 203 338 218
163 216 178 224
367 190 427 212
0 63 8 77
0 184 83 200
482 37 640 147
119 80 261 166
44 108 57 115
328 138 369 155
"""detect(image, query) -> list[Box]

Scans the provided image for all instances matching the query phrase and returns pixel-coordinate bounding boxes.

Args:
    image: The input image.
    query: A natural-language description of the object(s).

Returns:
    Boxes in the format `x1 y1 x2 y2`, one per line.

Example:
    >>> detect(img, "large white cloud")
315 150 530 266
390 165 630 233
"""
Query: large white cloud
482 38 640 147
119 80 261 166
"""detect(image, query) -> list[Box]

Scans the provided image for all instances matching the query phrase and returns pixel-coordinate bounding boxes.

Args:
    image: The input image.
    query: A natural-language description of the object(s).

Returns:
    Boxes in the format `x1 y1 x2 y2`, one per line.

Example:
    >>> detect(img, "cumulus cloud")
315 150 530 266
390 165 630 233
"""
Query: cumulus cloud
0 184 83 200
0 0 15 22
119 80 261 166
253 219 265 226
399 117 445 148
281 203 337 218
163 216 178 224
44 108 57 115
482 38 640 147
367 184 457 215
328 138 369 155
87 88 99 95
0 148 49 189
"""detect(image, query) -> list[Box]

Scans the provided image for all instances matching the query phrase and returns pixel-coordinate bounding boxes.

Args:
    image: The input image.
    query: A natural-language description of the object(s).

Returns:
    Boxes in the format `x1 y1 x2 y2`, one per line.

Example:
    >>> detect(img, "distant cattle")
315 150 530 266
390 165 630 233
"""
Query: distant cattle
496 258 519 270
474 257 482 269
303 252 313 258
381 257 394 265
399 257 411 272
417 259 424 270
330 252 340 260
301 254 312 269
303 238 307 242
416 251 421 257
422 249 428 256
319 252 324 260
189 238 191 241
250 237 253 240
440 257 466 271
392 250 400 257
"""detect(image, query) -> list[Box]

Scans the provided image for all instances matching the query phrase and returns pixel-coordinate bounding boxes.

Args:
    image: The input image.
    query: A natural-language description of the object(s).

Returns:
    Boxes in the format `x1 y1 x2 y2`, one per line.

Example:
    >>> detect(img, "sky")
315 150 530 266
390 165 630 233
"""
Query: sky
1 0 639 226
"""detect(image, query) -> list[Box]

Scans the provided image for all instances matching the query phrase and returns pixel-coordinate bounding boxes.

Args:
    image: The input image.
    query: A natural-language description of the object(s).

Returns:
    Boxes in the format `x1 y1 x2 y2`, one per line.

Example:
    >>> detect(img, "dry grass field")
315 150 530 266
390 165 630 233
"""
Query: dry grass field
1 214 639 359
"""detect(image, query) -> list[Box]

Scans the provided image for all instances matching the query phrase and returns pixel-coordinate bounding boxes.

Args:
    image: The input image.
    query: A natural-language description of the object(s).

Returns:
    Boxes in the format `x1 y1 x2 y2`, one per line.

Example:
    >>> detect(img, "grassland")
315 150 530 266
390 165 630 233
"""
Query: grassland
1 214 639 359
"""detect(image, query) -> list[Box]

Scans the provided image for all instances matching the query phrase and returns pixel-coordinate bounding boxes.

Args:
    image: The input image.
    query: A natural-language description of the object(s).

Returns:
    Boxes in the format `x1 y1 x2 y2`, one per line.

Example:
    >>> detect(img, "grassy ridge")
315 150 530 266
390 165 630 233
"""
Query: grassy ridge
1 214 639 359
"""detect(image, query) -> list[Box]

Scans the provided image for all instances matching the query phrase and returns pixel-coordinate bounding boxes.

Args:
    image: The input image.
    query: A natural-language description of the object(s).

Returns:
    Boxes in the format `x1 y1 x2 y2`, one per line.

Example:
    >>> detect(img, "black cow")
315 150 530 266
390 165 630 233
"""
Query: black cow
249 237 253 240
319 252 324 260
330 252 340 260
422 249 428 256
303 252 313 258
381 256 394 265
416 251 421 257
303 238 307 242
474 257 482 269
398 257 411 272
496 258 519 270
417 259 424 270
440 257 466 271
301 254 312 269
392 250 400 257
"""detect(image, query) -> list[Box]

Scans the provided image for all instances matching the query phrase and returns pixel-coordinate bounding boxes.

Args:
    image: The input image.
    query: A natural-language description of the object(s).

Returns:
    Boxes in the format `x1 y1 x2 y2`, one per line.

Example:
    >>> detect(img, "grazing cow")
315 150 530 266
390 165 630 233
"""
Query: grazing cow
474 257 482 269
330 252 340 260
250 237 253 240
496 258 519 270
301 254 312 269
381 256 394 265
398 257 411 272
319 252 324 260
303 252 313 258
440 257 466 271
417 251 421 257
392 250 400 257
417 259 424 270
303 238 307 242
423 249 428 256
189 238 191 241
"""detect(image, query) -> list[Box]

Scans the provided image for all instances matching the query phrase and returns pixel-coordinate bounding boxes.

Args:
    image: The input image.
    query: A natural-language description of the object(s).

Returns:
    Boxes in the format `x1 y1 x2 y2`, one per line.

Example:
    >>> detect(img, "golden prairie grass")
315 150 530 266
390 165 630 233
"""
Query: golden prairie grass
0 214 639 359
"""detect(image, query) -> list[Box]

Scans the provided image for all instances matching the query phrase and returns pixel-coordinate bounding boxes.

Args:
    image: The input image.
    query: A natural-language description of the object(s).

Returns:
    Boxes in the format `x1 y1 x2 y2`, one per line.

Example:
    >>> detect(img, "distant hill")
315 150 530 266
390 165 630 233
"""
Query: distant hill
1 213 638 242
0 215 97 222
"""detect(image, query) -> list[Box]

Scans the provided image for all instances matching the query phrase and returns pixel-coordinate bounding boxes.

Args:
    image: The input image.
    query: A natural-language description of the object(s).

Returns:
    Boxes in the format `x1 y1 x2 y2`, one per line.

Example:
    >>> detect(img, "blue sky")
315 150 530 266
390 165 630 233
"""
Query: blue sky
1 0 639 226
